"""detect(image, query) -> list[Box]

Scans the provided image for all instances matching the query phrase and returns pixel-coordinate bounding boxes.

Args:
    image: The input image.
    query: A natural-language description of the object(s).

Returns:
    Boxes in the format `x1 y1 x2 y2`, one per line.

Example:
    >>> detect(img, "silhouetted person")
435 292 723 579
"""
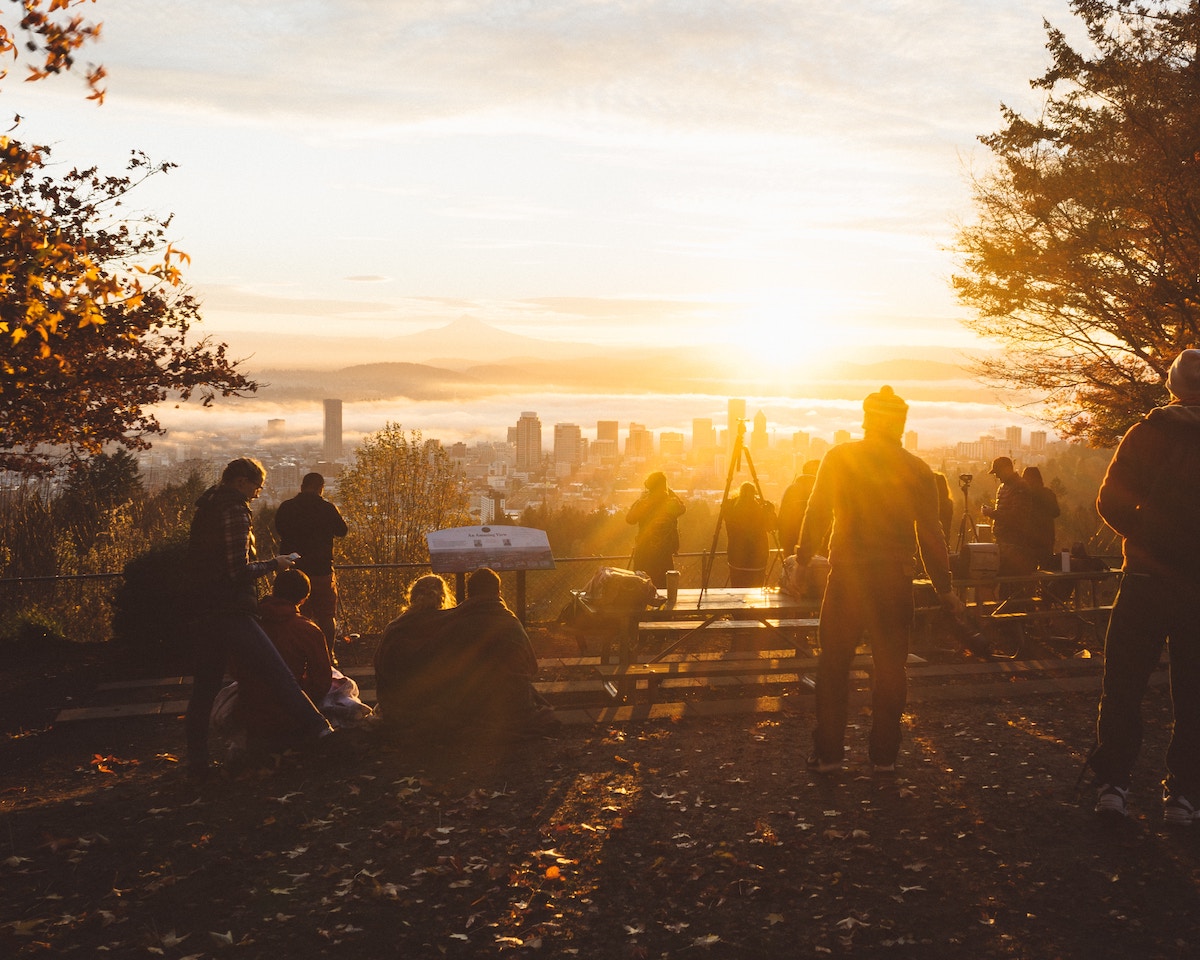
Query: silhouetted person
981 456 1037 578
721 481 777 587
796 386 962 774
275 472 348 663
185 458 332 781
1022 466 1060 568
778 459 820 556
626 471 685 588
374 574 456 725
1090 350 1200 822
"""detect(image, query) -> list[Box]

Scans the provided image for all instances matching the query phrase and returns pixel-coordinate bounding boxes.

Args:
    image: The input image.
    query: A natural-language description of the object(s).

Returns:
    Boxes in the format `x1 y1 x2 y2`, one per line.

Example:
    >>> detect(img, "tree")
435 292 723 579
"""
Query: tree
1 1 256 469
954 0 1200 447
337 423 471 565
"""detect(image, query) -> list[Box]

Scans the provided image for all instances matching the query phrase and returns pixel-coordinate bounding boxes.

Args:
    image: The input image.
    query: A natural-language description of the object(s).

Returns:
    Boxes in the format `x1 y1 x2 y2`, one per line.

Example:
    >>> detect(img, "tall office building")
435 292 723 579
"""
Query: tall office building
692 418 715 452
750 409 768 455
904 430 918 453
626 422 654 460
659 431 685 458
728 398 746 448
514 411 542 472
553 423 584 471
323 399 343 461
597 420 619 445
1005 426 1023 453
1029 430 1047 454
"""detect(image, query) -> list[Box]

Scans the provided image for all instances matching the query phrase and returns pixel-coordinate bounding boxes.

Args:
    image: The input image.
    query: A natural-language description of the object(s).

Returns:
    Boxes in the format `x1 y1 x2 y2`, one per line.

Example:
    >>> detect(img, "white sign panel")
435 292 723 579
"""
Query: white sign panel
426 525 556 573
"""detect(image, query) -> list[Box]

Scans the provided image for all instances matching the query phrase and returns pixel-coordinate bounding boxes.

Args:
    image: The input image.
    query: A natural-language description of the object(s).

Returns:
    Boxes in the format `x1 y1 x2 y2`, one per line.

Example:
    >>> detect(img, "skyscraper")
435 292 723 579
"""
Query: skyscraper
323 399 343 461
728 398 746 449
553 423 584 471
514 411 542 472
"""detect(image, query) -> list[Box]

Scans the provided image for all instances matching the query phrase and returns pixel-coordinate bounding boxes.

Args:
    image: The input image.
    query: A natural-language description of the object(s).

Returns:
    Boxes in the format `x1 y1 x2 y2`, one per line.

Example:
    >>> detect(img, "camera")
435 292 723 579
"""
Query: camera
958 473 973 490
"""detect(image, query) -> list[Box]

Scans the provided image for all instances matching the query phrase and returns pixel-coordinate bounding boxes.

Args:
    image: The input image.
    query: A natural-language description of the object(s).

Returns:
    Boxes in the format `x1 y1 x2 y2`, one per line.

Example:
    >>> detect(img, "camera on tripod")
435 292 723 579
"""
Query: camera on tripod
958 473 973 492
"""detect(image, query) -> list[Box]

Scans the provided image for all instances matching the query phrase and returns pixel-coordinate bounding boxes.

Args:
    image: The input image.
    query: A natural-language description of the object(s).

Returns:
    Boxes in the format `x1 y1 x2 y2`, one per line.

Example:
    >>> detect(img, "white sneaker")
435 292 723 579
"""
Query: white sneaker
1164 794 1199 826
1095 784 1129 817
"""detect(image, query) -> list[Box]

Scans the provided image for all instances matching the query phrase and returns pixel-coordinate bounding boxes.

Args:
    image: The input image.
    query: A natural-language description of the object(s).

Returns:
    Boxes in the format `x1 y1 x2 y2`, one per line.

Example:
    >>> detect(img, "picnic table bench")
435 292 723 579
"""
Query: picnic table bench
597 651 926 705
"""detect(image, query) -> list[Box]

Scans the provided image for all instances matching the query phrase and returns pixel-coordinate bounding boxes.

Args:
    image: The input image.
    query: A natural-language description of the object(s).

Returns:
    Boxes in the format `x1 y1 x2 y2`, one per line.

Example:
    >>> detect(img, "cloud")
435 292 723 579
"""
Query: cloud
94 0 1071 145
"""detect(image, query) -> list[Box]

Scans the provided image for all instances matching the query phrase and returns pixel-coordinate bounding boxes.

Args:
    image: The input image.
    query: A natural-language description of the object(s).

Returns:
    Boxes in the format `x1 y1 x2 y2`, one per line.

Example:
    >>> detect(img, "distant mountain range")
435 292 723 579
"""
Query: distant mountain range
220 317 996 405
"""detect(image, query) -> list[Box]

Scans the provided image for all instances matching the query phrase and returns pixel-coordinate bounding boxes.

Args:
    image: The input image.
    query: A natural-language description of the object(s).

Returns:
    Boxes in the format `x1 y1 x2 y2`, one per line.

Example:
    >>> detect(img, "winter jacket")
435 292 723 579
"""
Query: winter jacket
1097 402 1200 579
798 434 952 595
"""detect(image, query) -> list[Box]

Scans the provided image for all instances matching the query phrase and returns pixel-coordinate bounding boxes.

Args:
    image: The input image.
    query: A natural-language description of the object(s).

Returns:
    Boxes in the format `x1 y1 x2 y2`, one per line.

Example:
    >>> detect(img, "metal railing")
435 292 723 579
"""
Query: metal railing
0 551 748 645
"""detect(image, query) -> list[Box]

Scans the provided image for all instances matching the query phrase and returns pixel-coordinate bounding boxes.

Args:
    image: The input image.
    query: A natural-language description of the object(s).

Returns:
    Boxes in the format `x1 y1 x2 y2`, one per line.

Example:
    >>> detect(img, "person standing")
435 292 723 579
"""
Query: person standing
1022 466 1060 569
275 472 349 663
721 481 777 587
1089 350 1200 823
626 471 686 588
796 386 962 774
777 459 820 557
981 456 1037 578
185 458 333 781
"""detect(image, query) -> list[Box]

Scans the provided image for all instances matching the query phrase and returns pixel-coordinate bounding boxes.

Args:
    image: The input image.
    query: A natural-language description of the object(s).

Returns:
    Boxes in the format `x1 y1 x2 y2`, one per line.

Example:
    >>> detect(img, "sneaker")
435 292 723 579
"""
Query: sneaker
806 753 842 773
1094 783 1129 817
1163 794 1199 826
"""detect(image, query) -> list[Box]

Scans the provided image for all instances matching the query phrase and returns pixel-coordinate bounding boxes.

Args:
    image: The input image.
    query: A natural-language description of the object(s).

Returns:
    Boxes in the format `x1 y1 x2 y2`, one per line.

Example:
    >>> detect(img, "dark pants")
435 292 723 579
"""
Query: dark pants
300 571 339 658
1090 573 1200 796
185 612 331 771
813 563 914 766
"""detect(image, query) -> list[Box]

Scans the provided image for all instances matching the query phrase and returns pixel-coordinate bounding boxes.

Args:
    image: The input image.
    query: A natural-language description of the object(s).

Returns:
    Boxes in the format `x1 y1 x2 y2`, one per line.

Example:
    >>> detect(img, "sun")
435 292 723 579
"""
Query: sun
732 291 863 381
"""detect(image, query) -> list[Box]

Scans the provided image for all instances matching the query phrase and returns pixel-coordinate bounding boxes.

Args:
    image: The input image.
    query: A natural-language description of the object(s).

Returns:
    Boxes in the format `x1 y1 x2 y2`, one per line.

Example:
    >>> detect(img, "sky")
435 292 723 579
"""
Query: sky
5 0 1086 374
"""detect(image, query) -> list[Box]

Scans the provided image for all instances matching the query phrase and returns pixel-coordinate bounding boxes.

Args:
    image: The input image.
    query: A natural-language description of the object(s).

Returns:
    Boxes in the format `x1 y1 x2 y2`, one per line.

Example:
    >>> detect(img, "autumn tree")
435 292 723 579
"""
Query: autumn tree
1 0 256 469
954 0 1200 447
337 423 472 566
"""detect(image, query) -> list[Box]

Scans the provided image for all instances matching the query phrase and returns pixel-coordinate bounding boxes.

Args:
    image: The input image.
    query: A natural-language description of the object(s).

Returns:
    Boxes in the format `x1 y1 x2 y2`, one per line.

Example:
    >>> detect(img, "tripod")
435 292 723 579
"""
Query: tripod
955 474 977 554
699 420 781 603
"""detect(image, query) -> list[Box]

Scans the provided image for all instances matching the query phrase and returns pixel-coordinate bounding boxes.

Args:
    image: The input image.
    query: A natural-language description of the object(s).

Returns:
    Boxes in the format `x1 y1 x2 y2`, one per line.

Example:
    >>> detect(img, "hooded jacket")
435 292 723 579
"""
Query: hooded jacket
1097 402 1200 579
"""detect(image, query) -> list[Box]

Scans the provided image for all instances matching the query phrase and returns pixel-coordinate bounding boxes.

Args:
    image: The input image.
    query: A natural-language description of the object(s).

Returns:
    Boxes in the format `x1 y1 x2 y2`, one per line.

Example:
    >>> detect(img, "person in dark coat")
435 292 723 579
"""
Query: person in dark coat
275 472 349 662
721 481 777 587
1089 350 1200 823
626 471 686 587
777 460 820 557
1022 466 1060 568
374 574 456 726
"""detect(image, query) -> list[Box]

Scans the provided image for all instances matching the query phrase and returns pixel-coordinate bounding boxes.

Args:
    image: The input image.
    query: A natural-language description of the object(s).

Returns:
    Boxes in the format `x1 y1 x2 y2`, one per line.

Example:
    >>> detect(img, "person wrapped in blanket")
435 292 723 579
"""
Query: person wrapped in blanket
374 568 559 742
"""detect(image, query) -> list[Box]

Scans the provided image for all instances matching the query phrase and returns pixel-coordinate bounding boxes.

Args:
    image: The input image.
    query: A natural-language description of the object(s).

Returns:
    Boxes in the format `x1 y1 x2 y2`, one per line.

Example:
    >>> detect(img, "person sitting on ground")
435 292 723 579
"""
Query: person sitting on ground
373 574 457 725
255 570 333 710
440 567 558 740
222 570 337 759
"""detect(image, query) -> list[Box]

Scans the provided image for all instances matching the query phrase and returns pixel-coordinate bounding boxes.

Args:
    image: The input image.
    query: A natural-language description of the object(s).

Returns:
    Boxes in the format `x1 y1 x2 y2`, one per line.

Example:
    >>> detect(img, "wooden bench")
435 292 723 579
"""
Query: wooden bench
597 651 925 704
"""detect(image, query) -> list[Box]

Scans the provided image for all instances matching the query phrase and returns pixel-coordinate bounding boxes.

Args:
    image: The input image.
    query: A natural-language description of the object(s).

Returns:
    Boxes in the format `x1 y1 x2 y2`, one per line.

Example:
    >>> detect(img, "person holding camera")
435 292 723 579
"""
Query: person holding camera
626 471 686 588
721 481 777 587
981 456 1037 578
796 386 962 774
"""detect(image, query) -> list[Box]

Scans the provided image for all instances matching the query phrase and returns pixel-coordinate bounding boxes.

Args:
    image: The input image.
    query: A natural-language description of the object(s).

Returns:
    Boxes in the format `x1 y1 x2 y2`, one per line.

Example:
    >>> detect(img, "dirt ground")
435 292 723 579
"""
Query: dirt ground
2 632 1198 959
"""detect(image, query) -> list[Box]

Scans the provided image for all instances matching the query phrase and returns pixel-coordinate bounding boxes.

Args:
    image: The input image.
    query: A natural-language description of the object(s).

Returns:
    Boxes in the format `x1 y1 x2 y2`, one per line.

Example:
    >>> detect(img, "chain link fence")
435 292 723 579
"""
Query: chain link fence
1 551 764 645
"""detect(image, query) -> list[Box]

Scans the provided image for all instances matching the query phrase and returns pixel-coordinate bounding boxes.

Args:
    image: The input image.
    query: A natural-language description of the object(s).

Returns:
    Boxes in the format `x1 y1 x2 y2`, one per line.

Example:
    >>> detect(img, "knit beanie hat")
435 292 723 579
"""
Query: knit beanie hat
862 385 908 437
1167 349 1200 401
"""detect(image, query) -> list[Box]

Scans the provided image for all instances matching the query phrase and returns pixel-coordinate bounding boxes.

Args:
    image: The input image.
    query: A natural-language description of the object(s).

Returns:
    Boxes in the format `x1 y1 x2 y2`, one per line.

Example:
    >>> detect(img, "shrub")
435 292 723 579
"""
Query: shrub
110 538 194 667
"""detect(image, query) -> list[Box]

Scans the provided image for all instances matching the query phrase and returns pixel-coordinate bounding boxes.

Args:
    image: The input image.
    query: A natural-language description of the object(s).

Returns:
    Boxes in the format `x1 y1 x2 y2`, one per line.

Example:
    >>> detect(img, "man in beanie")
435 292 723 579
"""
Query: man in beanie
796 386 963 773
1090 349 1200 823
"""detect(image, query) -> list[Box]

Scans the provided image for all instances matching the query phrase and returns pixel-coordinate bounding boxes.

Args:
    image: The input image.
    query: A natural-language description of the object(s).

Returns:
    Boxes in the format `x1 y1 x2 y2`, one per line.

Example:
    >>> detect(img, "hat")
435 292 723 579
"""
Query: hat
1167 349 1200 401
988 456 1013 476
863 385 908 420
